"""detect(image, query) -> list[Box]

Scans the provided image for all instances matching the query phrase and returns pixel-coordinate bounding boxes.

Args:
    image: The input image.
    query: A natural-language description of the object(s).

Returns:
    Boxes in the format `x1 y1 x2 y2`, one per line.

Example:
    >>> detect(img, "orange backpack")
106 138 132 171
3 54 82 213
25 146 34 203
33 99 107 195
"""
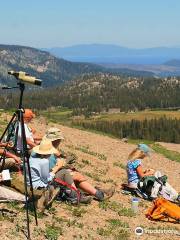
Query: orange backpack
146 197 180 223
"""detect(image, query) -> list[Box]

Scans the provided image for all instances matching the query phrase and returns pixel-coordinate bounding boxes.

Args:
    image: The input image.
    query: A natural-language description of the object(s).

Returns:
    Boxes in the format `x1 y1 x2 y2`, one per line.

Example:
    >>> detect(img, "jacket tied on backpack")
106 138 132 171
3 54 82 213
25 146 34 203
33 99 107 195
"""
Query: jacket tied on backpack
146 197 180 223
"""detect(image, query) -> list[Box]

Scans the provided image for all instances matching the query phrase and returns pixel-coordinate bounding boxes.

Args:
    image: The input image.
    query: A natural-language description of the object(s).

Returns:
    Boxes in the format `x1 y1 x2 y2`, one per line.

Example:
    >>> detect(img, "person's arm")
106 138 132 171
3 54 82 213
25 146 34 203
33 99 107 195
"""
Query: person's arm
50 159 66 175
0 142 14 148
136 165 155 178
4 150 21 164
0 148 21 164
33 135 42 141
26 138 37 149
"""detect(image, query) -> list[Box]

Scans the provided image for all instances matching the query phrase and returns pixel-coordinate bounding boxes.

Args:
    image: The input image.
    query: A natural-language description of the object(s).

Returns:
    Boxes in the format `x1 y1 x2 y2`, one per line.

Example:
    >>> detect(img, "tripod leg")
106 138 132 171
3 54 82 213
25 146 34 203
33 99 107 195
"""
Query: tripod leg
0 112 17 172
18 110 38 239
0 112 17 142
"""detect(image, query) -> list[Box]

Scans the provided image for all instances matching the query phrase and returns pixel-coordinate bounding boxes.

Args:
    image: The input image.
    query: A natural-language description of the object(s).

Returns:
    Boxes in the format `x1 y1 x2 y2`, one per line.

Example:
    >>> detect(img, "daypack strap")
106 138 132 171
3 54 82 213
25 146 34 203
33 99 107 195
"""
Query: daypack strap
54 177 81 204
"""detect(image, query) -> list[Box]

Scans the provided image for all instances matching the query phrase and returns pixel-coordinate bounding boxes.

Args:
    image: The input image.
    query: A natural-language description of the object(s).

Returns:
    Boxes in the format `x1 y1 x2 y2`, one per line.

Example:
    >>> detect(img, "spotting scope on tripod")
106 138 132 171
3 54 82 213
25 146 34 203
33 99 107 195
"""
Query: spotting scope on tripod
0 70 42 239
8 71 42 86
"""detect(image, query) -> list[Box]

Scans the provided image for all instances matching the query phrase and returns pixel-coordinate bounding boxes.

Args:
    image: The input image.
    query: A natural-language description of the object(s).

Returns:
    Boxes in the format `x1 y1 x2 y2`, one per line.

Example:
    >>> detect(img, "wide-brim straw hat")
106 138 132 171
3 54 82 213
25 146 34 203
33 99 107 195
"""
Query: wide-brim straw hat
33 139 58 155
43 127 64 141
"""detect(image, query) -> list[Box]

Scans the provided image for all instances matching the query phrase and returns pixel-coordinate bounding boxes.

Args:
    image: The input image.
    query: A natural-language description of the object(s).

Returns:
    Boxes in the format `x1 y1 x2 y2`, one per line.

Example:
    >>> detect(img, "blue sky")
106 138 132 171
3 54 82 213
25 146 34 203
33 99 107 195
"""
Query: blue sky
0 0 179 48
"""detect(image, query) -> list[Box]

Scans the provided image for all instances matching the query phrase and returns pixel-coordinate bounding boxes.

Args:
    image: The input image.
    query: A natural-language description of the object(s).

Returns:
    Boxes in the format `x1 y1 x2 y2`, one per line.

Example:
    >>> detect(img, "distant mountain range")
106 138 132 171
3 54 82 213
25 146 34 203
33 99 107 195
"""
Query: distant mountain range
43 44 180 65
0 44 154 88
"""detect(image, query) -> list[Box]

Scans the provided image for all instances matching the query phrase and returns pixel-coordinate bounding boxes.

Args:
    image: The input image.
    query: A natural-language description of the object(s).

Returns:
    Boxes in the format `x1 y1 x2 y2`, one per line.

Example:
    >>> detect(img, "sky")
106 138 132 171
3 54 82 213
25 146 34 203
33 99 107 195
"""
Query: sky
0 0 179 49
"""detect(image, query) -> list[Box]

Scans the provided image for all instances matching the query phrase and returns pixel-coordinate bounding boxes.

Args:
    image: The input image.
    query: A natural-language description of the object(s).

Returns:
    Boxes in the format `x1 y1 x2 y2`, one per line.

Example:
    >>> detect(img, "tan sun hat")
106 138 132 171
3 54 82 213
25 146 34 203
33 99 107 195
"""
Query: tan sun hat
33 139 58 155
43 127 64 141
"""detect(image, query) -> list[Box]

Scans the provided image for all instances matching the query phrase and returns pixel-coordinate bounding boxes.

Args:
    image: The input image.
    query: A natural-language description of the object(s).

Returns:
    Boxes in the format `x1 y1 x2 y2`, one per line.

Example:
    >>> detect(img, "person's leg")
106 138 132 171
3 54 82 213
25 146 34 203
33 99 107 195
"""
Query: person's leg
71 171 96 195
55 169 92 204
55 169 77 189
0 158 17 171
10 172 43 199
0 186 25 202
71 171 115 200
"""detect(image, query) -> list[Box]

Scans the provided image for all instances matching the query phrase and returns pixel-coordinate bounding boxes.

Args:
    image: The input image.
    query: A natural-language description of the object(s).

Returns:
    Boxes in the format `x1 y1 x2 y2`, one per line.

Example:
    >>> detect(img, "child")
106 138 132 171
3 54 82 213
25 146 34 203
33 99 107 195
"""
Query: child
127 143 154 188
126 143 179 202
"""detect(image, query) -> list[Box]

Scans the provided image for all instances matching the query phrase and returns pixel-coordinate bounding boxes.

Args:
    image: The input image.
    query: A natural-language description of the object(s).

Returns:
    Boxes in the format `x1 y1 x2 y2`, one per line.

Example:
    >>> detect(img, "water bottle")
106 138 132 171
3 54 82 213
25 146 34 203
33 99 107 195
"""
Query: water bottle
131 197 139 213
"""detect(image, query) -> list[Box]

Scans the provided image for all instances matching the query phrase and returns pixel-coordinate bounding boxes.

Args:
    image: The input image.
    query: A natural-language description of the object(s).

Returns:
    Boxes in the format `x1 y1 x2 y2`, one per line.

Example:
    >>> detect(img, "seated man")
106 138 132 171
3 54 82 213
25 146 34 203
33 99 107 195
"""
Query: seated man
16 109 42 153
43 127 115 202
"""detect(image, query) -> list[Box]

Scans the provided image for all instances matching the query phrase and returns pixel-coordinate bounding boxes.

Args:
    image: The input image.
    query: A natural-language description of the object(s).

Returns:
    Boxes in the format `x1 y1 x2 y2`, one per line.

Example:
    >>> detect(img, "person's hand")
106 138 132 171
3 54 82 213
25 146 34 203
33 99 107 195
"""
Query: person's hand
7 141 14 148
55 150 61 158
145 168 155 175
65 152 77 164
56 159 65 168
14 156 21 165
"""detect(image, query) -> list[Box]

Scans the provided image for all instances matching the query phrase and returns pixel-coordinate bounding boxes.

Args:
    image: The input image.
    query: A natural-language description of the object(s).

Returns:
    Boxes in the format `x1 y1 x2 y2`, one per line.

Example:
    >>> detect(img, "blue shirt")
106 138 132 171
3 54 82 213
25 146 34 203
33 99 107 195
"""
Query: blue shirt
48 154 57 170
127 159 141 184
31 152 57 170
27 156 51 189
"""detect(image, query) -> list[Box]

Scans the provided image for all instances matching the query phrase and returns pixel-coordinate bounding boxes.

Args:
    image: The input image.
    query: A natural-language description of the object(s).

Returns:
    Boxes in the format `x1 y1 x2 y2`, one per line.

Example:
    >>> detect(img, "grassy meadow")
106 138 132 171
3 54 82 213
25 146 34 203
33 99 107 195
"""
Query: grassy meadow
40 109 180 124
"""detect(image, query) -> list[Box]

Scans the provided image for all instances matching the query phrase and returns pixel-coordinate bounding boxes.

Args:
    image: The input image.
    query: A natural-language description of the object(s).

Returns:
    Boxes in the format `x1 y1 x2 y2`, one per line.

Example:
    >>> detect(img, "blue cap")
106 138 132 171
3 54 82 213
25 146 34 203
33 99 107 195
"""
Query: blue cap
138 143 150 155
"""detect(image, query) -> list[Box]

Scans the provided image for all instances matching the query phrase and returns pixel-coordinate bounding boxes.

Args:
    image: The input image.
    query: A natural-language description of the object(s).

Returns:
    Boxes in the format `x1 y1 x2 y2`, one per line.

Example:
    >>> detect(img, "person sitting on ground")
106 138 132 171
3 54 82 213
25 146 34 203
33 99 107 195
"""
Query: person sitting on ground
127 144 155 189
43 127 115 202
16 109 42 153
126 143 179 202
0 146 21 171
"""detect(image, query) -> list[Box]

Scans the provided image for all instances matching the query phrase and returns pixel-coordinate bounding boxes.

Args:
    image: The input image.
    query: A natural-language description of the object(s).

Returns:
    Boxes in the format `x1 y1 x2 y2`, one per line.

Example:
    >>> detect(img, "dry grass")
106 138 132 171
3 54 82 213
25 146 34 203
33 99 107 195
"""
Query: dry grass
0 114 180 240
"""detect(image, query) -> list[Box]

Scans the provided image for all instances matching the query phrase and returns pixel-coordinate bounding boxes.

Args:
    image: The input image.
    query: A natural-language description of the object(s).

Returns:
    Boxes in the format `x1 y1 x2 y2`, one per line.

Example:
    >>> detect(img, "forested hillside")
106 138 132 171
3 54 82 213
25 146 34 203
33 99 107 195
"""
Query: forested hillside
0 44 104 87
1 73 180 114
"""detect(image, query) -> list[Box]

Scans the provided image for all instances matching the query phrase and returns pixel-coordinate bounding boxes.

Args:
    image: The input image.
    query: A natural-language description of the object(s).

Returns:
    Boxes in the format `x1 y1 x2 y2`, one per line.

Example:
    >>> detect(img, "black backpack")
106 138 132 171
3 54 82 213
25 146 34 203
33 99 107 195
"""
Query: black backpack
53 178 81 204
138 175 168 199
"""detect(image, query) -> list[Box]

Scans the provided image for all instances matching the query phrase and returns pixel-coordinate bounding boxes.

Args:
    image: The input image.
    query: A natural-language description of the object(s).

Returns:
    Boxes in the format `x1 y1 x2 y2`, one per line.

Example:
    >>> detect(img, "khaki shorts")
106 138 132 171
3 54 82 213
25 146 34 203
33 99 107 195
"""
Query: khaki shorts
0 158 17 170
55 168 87 184
10 172 44 200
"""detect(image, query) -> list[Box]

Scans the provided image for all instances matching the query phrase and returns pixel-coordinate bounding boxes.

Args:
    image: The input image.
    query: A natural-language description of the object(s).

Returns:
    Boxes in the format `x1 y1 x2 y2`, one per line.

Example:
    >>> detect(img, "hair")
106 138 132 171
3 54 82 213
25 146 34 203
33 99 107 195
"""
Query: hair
128 148 145 161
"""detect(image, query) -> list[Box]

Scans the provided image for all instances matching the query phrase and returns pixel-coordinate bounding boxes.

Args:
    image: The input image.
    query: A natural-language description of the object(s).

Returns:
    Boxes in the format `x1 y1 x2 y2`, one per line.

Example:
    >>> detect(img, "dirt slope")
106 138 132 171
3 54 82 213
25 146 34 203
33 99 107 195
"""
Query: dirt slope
0 116 180 240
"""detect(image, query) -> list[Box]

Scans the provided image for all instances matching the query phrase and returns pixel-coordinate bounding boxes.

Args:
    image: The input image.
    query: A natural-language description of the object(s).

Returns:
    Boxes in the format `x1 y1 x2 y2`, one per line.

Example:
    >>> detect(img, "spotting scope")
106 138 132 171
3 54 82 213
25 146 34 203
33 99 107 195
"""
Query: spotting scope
8 71 42 86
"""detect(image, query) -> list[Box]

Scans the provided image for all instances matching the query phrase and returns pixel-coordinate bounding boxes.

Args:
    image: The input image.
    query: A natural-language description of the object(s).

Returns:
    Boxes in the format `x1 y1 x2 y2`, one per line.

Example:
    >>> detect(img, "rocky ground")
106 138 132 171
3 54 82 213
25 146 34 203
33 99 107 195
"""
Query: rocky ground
0 115 180 240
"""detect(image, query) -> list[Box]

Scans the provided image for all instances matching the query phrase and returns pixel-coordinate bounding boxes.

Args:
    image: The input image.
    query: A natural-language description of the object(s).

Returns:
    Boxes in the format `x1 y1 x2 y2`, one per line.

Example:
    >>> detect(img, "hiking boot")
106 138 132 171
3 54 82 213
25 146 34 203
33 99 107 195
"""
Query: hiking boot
37 190 49 213
47 185 61 207
95 186 115 201
79 195 92 204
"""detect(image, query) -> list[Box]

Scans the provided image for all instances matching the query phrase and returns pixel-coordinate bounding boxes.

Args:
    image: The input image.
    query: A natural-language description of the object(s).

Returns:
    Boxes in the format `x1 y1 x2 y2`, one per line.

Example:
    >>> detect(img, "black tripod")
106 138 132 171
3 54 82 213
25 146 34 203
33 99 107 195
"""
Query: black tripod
0 82 38 239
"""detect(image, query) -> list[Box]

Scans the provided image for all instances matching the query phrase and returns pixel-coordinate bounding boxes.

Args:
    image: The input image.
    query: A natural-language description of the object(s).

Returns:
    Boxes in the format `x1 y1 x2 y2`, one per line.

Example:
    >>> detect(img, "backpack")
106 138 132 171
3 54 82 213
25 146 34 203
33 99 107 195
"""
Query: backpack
53 178 81 205
138 175 167 199
146 197 180 223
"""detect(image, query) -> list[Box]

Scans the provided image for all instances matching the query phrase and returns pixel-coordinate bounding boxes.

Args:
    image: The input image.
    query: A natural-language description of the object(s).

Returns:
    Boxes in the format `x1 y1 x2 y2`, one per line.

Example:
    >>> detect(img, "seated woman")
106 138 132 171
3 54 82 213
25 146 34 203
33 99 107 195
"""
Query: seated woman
126 143 179 202
43 127 115 202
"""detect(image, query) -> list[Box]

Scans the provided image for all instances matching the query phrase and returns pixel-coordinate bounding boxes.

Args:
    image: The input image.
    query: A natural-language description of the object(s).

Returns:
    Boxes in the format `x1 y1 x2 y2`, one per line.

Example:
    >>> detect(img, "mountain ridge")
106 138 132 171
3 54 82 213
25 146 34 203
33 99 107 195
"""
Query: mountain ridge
43 44 180 64
0 44 153 87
